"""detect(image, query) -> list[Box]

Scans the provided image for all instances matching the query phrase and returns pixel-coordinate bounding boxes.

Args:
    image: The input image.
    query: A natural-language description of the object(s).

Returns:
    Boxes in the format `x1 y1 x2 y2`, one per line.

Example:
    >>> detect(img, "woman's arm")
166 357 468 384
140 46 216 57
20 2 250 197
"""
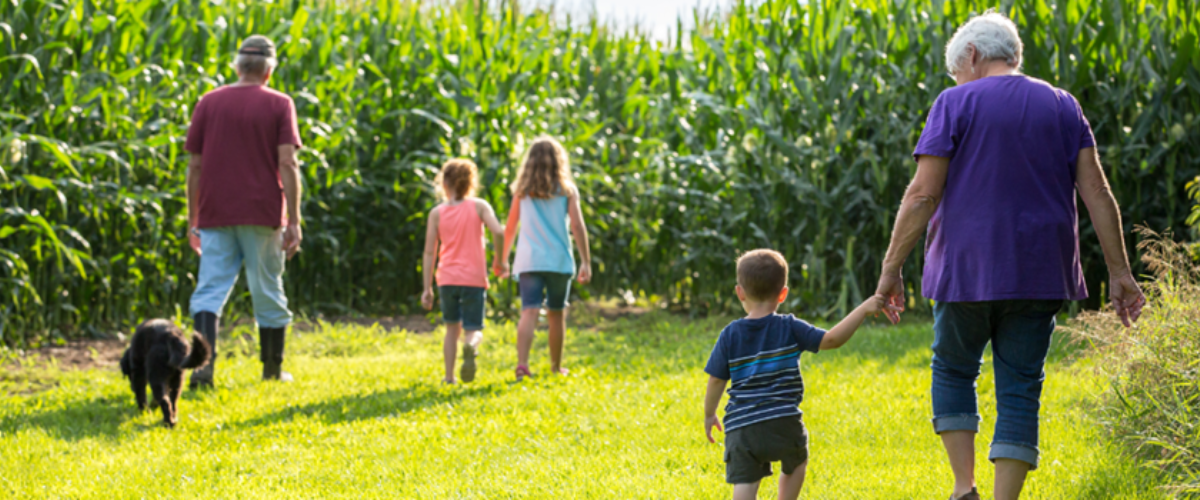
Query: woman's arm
496 197 520 278
1076 147 1145 327
421 207 440 310
876 155 950 323
567 189 592 283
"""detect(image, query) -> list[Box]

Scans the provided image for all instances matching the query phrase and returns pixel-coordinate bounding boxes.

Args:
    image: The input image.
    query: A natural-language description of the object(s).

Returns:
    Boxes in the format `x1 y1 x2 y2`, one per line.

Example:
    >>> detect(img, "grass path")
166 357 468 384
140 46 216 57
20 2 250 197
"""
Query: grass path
0 311 1166 498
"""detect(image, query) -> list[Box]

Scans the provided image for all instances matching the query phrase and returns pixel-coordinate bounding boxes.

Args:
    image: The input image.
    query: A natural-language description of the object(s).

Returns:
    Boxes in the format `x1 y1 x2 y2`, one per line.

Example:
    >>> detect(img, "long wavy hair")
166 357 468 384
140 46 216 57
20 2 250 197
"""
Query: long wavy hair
510 136 576 199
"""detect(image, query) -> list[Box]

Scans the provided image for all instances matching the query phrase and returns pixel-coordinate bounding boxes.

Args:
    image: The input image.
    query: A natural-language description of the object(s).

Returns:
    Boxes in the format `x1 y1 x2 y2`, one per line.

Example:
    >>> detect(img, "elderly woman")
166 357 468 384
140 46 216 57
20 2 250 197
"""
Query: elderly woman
875 12 1145 500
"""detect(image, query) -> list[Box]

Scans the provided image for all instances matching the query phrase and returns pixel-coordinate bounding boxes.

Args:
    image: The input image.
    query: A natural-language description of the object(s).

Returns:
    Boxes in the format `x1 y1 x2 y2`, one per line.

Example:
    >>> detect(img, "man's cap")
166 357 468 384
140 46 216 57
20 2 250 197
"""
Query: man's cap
238 35 276 58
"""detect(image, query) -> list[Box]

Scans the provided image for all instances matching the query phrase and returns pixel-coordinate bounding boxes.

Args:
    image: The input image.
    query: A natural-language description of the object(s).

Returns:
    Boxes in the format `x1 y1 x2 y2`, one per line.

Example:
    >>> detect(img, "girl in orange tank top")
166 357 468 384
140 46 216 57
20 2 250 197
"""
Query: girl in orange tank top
421 159 505 384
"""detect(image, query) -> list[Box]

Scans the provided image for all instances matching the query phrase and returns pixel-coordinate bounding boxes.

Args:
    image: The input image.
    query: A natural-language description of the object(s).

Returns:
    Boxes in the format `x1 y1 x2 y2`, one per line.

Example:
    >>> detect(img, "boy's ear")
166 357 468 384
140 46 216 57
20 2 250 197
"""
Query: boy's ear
777 286 789 304
735 285 746 302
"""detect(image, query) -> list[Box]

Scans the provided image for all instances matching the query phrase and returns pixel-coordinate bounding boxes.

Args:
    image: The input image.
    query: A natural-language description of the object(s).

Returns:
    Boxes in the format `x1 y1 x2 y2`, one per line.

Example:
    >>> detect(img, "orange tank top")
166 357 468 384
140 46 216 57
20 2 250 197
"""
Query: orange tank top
435 199 489 289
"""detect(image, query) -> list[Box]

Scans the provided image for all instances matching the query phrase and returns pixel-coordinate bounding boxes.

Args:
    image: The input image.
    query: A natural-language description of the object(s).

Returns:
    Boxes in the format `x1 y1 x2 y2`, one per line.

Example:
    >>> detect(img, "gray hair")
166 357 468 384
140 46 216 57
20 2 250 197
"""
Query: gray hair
234 54 277 77
944 11 1023 76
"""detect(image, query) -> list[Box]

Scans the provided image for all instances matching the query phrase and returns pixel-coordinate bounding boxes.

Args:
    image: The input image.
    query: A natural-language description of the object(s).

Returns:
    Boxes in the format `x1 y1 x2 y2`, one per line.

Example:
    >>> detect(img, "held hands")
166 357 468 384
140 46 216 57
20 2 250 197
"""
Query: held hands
421 288 435 311
283 223 303 260
1109 272 1146 328
874 272 905 325
860 294 889 316
705 415 723 444
493 260 510 279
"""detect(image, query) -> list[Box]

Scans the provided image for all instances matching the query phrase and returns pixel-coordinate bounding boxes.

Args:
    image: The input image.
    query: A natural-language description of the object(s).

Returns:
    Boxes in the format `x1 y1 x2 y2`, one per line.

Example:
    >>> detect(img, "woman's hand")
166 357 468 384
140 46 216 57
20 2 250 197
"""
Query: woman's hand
1109 272 1146 328
875 272 905 325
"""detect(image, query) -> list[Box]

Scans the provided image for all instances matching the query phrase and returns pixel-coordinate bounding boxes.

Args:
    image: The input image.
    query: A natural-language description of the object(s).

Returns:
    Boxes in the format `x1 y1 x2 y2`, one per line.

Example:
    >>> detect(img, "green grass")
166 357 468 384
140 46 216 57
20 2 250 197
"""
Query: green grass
0 311 1168 498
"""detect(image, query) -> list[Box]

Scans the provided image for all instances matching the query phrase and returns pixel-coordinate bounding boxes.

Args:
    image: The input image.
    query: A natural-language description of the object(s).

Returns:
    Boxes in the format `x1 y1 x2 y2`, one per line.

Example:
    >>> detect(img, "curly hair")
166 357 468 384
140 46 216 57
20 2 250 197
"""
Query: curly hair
511 136 576 199
435 158 478 200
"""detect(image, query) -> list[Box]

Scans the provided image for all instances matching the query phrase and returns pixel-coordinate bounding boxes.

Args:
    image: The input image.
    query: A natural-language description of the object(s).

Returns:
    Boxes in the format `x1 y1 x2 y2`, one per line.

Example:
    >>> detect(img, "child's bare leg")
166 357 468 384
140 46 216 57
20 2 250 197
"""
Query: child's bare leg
443 322 462 382
516 308 539 367
778 462 808 500
546 309 566 372
732 482 760 500
465 329 483 348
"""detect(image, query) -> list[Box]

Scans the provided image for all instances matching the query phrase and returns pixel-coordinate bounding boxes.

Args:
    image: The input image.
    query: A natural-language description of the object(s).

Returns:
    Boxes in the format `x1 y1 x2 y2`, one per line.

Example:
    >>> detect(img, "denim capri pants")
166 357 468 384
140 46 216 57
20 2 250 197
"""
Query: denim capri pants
930 299 1063 470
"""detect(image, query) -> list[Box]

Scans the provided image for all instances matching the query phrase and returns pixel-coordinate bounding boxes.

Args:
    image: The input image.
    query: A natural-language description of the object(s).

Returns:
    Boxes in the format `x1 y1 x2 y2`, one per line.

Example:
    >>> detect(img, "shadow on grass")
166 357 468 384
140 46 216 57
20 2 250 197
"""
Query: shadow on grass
0 393 133 441
233 383 501 428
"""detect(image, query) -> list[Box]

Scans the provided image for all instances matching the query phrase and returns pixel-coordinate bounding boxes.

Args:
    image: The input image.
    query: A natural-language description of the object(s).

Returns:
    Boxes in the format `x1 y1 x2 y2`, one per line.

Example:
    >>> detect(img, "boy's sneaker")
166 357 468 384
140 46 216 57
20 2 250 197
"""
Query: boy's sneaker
460 343 478 383
951 488 981 500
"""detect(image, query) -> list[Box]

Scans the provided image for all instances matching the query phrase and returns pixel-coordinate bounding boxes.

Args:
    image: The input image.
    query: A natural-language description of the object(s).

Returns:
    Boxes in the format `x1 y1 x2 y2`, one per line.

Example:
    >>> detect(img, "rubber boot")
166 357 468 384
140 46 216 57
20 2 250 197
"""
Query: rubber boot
189 311 219 390
260 326 292 382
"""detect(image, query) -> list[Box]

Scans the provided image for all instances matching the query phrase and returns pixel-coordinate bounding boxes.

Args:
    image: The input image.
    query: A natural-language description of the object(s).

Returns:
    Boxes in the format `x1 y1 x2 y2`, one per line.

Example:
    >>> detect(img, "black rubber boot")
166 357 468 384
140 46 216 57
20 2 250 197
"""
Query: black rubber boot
189 311 219 390
260 326 292 382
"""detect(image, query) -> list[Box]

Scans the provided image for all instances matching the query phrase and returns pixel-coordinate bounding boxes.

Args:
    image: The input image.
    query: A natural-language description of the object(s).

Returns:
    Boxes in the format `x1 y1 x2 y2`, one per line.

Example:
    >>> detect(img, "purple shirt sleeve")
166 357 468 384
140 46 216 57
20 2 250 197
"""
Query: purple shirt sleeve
704 328 731 380
789 316 826 353
913 91 958 160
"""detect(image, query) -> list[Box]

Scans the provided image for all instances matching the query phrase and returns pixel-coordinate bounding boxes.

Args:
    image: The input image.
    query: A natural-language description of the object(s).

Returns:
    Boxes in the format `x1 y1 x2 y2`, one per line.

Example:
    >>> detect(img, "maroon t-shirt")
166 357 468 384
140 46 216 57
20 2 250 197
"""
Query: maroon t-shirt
185 85 302 228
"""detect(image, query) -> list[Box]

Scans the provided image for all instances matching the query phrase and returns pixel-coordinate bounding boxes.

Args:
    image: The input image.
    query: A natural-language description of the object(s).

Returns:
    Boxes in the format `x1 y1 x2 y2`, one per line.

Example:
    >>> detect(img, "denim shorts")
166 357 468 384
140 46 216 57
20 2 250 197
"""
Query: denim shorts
518 272 572 310
439 286 486 331
724 416 809 484
931 299 1063 470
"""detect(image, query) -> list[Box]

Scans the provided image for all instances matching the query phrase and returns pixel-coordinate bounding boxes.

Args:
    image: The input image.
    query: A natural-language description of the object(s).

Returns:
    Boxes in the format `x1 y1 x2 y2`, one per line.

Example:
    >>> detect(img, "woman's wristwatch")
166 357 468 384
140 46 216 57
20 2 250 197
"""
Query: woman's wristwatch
190 227 200 237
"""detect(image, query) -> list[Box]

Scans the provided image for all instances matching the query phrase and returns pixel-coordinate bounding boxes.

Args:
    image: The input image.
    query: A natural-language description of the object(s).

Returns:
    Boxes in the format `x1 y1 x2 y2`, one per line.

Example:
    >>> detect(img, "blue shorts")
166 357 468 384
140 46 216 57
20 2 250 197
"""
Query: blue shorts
439 286 486 331
518 272 572 311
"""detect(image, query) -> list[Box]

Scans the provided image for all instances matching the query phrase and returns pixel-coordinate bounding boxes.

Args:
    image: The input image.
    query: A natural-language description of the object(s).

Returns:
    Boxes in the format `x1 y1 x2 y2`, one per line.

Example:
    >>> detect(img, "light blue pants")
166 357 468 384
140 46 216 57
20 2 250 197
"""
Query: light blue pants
189 225 292 328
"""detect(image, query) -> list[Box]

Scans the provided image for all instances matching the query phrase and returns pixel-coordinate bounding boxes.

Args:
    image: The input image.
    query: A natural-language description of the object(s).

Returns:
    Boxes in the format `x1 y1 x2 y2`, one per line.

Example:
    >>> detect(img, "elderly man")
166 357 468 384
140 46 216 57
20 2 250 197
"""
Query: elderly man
875 12 1145 500
184 35 303 388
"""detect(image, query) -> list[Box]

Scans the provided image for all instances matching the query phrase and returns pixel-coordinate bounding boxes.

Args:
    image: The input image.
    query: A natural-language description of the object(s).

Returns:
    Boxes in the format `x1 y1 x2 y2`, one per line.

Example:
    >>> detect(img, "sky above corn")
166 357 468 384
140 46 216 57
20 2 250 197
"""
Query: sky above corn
542 0 731 40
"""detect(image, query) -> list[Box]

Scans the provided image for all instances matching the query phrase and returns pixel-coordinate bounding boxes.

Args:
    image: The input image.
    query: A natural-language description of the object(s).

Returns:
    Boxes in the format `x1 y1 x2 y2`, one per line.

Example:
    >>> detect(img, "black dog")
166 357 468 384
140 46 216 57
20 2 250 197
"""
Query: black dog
119 319 211 427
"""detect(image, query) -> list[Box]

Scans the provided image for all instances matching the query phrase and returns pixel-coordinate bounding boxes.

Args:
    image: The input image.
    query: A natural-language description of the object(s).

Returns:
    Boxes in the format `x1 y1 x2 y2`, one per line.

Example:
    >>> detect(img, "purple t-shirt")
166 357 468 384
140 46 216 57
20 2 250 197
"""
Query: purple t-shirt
914 75 1094 302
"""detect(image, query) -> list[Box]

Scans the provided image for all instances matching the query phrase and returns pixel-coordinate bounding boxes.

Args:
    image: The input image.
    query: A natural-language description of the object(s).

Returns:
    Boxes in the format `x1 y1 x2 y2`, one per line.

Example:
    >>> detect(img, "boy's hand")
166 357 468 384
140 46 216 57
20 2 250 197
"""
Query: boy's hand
577 263 592 284
705 415 723 443
860 294 888 316
421 289 434 311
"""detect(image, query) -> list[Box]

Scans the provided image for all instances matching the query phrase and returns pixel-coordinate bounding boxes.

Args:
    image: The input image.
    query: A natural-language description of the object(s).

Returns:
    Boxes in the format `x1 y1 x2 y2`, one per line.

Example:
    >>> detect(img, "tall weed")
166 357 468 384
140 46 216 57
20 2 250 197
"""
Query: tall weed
1065 227 1200 495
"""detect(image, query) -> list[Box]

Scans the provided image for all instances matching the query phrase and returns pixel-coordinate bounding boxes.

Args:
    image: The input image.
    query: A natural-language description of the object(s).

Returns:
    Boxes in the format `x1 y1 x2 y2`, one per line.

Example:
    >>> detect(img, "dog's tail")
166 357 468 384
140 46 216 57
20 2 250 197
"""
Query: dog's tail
120 349 132 378
180 332 212 369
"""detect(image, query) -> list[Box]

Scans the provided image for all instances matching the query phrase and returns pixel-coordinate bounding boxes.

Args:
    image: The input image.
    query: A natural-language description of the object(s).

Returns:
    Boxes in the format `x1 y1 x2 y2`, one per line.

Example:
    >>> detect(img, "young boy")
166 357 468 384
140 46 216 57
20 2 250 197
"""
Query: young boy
704 249 888 500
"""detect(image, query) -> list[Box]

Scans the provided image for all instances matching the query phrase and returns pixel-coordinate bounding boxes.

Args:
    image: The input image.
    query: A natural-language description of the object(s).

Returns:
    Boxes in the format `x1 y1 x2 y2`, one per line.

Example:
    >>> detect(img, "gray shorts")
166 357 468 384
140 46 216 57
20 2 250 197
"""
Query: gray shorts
724 416 809 484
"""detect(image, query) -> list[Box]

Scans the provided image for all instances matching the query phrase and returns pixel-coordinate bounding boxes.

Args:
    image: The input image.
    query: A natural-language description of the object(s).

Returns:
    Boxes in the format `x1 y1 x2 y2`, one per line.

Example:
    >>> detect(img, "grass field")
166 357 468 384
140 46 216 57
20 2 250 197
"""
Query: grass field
0 309 1168 498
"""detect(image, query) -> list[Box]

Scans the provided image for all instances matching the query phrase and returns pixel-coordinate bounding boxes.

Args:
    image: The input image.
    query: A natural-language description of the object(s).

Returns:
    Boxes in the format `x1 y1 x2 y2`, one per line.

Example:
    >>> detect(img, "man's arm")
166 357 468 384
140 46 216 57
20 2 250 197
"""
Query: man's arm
1076 147 1145 326
186 154 203 255
279 144 302 259
876 155 950 322
567 190 592 283
704 376 727 443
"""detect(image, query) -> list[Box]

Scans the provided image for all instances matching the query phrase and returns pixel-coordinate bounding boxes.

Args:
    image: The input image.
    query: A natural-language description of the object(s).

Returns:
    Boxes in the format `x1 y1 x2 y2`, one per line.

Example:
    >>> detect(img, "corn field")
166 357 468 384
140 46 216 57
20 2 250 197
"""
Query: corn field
1 0 1197 345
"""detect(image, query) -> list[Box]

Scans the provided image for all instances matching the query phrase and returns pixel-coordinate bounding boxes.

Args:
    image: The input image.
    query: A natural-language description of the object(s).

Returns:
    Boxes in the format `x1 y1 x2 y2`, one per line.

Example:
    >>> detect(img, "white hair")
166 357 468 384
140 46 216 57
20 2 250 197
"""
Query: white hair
234 54 278 77
944 11 1023 76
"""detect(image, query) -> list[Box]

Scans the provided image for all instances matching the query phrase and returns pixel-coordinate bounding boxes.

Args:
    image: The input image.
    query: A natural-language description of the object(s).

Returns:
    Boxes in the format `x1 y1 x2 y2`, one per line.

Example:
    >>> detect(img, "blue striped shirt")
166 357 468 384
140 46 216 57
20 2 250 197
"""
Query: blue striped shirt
704 314 826 432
